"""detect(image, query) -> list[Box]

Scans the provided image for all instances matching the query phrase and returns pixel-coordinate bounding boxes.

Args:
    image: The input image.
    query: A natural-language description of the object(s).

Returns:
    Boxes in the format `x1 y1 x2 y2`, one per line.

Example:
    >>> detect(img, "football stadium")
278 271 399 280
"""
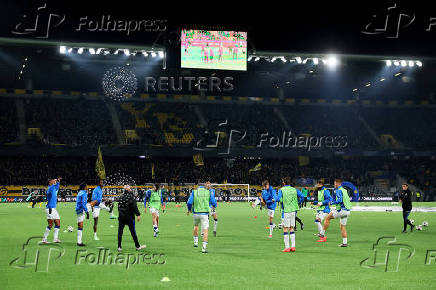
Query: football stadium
1 2 436 289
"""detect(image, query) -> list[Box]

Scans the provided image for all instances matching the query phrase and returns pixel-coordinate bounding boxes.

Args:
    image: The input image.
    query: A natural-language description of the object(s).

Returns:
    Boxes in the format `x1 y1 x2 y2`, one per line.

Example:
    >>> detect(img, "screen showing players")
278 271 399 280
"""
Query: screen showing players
181 29 247 71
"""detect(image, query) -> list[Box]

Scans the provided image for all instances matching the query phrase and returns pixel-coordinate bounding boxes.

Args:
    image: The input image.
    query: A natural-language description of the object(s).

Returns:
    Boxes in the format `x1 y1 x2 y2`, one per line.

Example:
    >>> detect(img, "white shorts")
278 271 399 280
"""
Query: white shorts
150 207 160 217
77 212 85 223
193 214 209 230
316 211 328 222
267 209 275 218
283 212 296 228
92 207 100 218
45 208 60 220
333 210 350 225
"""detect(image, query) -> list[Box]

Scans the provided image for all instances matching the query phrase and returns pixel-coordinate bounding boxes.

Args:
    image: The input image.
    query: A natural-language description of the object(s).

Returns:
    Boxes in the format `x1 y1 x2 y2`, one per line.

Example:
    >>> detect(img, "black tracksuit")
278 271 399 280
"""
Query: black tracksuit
399 189 413 231
117 190 141 248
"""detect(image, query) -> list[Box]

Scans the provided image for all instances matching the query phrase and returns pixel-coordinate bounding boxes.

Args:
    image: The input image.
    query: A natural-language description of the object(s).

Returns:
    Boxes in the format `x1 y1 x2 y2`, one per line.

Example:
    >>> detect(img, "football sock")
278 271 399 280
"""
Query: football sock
343 237 347 244
290 232 295 248
194 236 198 244
316 220 323 233
53 226 60 241
283 232 289 248
214 219 218 232
43 226 51 240
269 222 273 236
77 228 83 244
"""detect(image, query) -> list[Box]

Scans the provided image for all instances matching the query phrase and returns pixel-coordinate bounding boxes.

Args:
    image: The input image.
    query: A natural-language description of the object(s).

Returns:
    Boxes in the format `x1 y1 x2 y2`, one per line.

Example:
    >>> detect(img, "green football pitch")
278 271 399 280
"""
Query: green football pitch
1 202 436 289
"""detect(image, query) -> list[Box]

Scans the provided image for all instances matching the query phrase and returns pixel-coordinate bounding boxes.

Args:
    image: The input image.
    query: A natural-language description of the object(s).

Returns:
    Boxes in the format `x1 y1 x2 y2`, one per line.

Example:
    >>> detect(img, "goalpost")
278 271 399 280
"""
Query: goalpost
210 183 252 202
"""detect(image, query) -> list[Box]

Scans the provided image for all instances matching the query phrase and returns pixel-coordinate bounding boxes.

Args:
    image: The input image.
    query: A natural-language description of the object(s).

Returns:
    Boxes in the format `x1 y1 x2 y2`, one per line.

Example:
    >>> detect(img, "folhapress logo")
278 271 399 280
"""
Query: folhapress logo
11 3 65 39
362 3 436 38
362 4 415 38
360 236 414 272
9 237 65 272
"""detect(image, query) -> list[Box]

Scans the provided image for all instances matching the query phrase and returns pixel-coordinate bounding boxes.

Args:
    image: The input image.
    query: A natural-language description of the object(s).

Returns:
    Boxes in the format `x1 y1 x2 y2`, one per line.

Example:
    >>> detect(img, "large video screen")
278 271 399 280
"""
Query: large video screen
181 29 247 71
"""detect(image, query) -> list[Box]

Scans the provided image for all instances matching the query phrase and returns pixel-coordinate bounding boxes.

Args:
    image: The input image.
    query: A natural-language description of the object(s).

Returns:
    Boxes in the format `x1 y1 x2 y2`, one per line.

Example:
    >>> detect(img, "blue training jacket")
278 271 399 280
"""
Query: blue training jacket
261 186 277 210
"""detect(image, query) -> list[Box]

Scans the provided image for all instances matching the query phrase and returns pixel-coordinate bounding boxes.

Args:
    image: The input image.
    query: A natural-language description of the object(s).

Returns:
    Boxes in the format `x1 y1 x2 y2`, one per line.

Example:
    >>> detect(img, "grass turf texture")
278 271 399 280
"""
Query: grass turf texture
1 202 436 289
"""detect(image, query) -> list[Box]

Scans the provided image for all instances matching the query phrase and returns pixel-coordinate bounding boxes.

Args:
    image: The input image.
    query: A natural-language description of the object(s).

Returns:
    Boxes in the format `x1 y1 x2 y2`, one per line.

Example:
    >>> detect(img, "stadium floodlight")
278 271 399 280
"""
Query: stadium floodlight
394 72 401 76
295 57 302 64
380 78 386 82
408 60 414 67
416 60 423 67
313 58 319 65
96 48 103 54
77 47 84 54
325 55 338 69
151 52 157 58
254 57 260 61
365 83 371 87
124 49 130 56
67 47 73 53
271 57 277 62
386 60 392 66
400 60 407 67
280 57 287 62
352 88 358 92
248 56 253 61
393 60 400 66
89 48 96 55
158 51 164 58
59 46 66 54
142 51 148 57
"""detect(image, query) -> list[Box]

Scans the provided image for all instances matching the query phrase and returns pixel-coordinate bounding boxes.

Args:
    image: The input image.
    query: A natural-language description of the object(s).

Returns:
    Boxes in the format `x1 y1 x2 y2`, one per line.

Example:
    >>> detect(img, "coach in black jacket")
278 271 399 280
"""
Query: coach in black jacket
117 185 146 251
399 183 413 233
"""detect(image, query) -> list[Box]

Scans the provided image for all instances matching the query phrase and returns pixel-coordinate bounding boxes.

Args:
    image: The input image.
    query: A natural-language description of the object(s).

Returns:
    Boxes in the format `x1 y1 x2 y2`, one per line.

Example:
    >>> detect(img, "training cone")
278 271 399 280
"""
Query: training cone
161 277 171 282
254 216 257 219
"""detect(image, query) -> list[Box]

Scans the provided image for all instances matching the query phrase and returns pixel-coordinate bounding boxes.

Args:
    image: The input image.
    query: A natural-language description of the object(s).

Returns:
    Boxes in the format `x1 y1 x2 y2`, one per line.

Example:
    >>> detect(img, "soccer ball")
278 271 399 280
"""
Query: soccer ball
67 226 74 232
410 219 415 226
422 221 429 227
416 225 423 231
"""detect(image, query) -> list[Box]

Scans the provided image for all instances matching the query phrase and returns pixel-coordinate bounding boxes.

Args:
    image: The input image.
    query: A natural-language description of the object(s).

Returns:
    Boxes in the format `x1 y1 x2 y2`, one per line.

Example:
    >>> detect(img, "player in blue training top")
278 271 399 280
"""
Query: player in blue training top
206 181 219 237
312 180 333 237
318 178 352 247
89 179 116 241
75 183 90 246
41 177 62 244
261 180 277 238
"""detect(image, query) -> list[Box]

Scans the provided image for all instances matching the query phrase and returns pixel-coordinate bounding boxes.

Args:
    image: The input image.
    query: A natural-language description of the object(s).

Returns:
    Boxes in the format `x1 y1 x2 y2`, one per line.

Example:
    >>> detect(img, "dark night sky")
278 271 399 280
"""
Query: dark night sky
1 0 436 57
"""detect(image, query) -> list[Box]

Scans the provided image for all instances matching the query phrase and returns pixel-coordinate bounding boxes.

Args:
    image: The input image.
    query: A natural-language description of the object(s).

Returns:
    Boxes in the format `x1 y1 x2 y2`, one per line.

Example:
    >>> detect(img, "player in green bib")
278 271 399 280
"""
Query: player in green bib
318 178 352 247
187 181 218 253
144 184 164 238
276 177 305 252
